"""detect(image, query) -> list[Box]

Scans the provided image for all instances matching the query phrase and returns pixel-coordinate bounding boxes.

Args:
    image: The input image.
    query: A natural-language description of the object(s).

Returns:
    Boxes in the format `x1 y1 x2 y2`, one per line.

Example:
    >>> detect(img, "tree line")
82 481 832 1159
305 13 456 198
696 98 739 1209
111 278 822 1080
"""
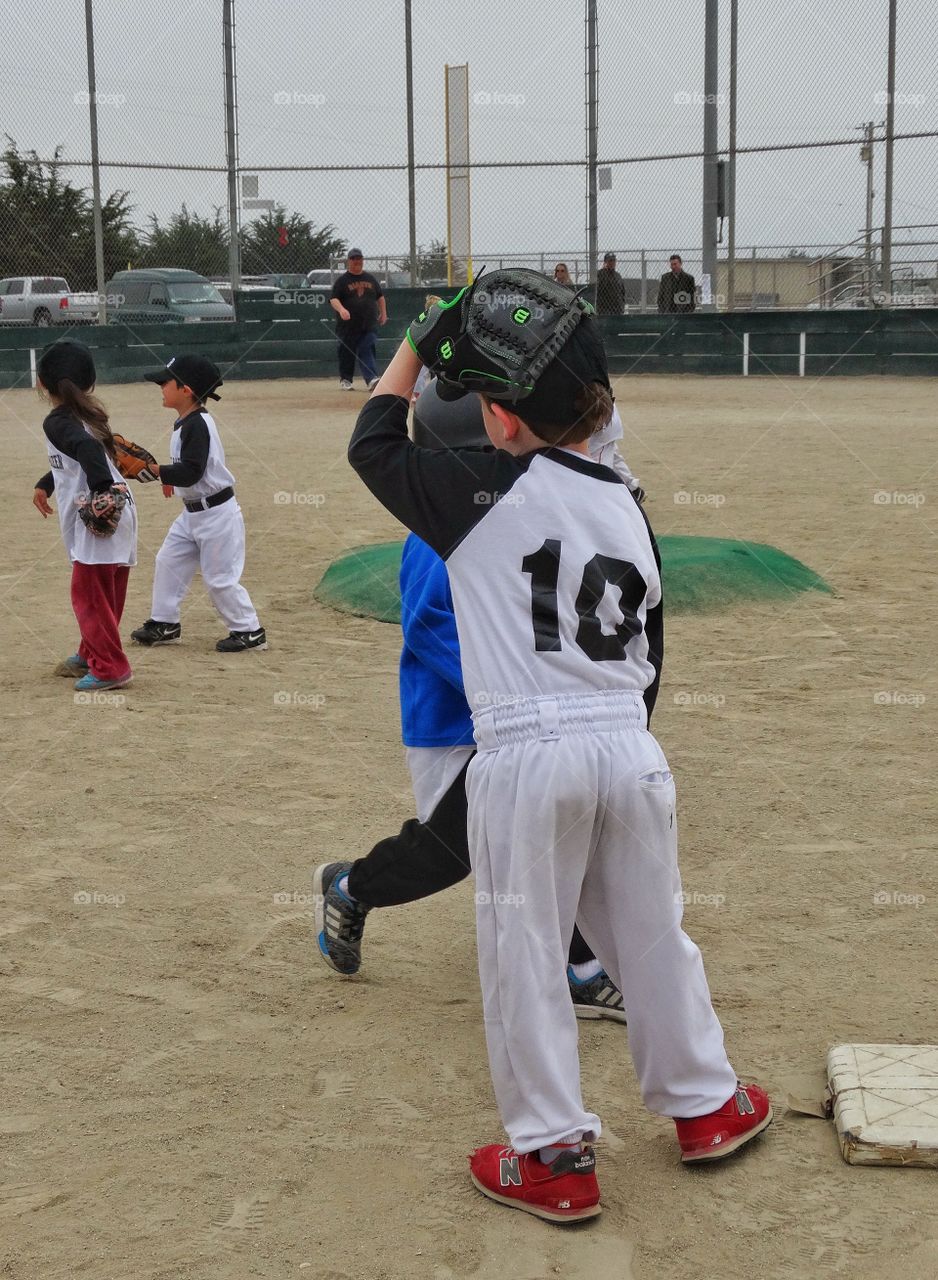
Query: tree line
0 139 348 286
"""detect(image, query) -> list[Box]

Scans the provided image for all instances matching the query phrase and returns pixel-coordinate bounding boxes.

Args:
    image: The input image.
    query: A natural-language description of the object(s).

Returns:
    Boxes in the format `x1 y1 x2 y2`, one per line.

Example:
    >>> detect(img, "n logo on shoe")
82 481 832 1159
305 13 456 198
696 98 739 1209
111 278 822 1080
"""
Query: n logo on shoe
499 1155 523 1187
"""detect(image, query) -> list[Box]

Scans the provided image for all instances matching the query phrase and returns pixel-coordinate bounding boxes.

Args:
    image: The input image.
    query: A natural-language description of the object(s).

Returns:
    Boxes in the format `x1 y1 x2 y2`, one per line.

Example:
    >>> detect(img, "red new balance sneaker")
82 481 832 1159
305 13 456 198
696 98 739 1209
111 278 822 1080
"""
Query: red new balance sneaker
675 1082 772 1163
468 1143 601 1223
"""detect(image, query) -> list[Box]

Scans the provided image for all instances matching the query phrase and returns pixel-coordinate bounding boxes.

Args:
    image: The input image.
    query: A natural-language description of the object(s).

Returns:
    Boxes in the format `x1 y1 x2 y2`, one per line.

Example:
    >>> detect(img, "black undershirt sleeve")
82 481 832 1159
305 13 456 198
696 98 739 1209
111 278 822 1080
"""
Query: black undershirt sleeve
348 394 528 559
42 407 114 494
158 413 210 487
35 471 54 494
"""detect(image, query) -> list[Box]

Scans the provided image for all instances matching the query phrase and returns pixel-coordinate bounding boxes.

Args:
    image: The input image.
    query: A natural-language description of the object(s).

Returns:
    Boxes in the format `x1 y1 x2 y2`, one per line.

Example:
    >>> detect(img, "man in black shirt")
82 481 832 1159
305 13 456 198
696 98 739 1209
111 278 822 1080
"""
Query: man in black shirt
595 252 626 315
657 254 696 313
329 249 388 390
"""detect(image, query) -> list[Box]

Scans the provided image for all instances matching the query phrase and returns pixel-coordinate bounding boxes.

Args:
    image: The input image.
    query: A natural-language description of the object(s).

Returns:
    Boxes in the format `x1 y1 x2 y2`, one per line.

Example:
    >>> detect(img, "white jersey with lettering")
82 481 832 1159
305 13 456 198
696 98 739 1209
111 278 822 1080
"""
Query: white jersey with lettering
168 410 235 503
47 426 137 566
350 395 662 720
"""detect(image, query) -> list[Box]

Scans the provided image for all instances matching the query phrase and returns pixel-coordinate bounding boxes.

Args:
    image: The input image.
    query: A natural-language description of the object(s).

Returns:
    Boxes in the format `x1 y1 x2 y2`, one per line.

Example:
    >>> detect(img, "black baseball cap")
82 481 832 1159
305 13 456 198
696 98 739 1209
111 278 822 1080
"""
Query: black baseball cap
603 251 616 261
514 314 611 428
347 248 364 259
144 354 223 401
37 340 96 393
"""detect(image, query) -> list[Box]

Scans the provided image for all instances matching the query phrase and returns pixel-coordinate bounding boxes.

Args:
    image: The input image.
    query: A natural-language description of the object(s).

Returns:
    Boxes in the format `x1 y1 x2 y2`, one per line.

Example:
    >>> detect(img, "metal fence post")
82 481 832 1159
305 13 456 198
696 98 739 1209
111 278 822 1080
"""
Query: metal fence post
223 0 241 295
405 0 418 287
726 0 738 311
882 0 897 300
701 0 719 311
585 0 599 300
84 0 106 323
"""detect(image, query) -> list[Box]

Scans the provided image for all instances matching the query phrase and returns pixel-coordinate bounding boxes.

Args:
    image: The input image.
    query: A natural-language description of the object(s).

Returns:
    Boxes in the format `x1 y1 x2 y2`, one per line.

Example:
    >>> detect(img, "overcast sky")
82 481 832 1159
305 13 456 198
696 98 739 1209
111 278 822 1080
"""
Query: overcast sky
3 0 936 272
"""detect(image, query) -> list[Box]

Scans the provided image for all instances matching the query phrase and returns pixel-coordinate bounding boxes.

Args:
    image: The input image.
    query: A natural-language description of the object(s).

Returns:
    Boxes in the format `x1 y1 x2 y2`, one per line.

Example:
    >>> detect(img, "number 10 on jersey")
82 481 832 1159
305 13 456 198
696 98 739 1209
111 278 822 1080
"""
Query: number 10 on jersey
521 539 647 661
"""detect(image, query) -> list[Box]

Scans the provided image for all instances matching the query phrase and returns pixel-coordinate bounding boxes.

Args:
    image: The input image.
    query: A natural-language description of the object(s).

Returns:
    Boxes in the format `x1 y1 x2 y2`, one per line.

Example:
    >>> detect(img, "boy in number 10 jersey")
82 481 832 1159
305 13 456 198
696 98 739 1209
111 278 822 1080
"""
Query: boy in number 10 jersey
347 271 770 1224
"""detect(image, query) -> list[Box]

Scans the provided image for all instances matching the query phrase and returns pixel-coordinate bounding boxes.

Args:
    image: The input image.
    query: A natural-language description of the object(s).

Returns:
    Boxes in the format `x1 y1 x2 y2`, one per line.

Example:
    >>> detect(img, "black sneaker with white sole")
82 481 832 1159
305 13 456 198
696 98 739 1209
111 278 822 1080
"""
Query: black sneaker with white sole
313 861 370 976
131 619 182 645
215 627 268 652
567 967 627 1023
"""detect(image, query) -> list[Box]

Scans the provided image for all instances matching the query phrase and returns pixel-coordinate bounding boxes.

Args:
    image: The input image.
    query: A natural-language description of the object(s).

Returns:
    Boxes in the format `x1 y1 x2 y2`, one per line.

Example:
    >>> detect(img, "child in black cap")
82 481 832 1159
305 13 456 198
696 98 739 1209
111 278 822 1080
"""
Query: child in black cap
32 340 137 691
131 354 267 652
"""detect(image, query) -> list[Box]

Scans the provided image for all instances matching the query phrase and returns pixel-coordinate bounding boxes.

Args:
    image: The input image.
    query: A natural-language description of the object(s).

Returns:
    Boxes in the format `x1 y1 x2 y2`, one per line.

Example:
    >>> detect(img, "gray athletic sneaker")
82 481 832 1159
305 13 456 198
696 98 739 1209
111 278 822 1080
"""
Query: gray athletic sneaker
313 861 370 976
567 967 627 1023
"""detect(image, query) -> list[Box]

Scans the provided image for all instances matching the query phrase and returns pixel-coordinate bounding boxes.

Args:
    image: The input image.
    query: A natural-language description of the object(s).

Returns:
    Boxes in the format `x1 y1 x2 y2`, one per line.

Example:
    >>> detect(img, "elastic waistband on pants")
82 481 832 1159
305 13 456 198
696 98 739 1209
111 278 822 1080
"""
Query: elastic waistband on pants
473 690 647 750
184 486 234 513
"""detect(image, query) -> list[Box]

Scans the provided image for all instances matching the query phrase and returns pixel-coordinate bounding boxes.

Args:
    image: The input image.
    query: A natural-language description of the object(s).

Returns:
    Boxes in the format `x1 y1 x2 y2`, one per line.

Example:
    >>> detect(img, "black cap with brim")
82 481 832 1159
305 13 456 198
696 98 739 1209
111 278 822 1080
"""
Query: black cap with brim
144 354 223 401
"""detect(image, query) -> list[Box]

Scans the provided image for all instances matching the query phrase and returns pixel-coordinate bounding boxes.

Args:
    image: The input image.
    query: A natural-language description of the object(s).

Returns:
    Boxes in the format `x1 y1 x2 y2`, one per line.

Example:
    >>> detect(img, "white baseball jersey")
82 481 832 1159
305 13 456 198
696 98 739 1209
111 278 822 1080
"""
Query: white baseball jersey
350 395 663 720
43 410 137 566
162 409 235 502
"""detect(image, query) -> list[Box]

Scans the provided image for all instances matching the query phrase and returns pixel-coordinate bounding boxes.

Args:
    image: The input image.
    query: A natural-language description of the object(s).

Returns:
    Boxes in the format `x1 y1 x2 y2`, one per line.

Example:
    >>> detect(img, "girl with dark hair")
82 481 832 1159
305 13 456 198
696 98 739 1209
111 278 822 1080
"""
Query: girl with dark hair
32 341 137 691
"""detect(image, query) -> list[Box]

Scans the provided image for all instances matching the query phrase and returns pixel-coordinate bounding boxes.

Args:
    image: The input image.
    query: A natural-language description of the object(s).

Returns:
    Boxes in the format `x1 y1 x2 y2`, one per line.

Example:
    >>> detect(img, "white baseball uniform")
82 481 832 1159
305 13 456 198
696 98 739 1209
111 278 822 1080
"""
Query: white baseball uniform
45 419 137 567
351 394 738 1156
151 409 260 632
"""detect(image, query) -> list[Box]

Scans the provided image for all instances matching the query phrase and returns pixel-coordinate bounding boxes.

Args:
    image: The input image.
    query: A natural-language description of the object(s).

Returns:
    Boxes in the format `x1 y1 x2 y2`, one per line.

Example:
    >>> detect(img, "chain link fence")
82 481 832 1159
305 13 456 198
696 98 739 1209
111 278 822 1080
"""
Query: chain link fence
1 0 936 321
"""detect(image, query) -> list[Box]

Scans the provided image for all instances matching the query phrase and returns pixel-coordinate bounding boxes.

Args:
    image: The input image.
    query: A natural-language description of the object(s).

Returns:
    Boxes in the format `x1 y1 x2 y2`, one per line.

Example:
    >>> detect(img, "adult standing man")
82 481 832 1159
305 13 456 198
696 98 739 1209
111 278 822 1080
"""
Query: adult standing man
595 252 626 315
657 254 697 313
330 249 388 390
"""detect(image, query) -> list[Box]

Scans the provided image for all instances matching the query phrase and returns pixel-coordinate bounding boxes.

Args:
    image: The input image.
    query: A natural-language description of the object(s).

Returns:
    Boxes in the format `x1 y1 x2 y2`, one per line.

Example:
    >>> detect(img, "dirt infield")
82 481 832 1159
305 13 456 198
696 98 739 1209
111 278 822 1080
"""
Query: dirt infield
2 374 937 1280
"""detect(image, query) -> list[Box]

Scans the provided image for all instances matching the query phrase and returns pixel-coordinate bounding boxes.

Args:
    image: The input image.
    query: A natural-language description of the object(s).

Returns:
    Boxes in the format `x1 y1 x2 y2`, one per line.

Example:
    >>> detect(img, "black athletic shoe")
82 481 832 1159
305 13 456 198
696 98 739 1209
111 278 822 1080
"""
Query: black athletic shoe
131 619 182 645
215 627 267 652
313 861 370 976
567 967 627 1024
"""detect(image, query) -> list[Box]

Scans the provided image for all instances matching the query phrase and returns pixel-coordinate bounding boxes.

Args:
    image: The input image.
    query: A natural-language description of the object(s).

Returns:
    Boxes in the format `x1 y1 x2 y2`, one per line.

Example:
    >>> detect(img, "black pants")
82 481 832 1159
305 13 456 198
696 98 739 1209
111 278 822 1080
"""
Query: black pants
346 756 596 966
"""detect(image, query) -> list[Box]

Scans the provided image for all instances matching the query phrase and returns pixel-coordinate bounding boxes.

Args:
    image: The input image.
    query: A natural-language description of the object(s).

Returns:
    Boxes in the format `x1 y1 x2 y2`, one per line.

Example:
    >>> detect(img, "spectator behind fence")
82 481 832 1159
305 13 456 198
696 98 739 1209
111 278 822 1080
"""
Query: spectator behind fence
330 249 388 390
657 254 696 314
595 252 626 315
553 263 576 291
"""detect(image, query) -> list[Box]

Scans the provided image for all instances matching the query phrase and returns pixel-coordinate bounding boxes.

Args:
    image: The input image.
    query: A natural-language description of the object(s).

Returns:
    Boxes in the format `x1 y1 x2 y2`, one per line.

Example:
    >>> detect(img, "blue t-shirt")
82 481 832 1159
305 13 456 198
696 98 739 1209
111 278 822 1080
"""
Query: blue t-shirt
399 534 474 747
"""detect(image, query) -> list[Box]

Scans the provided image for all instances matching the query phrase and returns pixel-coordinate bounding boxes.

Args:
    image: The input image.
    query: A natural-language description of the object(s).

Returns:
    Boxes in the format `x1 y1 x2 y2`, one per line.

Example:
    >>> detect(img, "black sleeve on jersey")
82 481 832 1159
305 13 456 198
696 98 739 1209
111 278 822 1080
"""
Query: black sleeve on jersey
349 393 530 559
158 412 210 487
35 470 54 495
638 501 664 723
42 406 114 494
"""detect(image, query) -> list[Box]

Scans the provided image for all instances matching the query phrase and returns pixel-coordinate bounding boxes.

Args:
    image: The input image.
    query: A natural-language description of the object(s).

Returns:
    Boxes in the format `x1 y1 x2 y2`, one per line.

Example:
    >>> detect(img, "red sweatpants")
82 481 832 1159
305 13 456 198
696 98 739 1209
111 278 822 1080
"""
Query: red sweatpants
71 562 132 681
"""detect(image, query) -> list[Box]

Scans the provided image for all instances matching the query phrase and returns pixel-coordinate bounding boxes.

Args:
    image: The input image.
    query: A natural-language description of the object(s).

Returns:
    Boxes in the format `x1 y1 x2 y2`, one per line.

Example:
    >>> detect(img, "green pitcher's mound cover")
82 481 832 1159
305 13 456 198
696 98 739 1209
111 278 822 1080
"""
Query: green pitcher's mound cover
314 536 831 625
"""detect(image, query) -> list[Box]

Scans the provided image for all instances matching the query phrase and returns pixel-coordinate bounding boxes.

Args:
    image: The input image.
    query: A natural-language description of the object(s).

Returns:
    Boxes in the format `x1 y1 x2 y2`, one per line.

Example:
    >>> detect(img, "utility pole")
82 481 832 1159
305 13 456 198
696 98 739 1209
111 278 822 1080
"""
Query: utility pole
882 0 897 301
585 0 599 296
405 0 418 286
701 0 719 310
84 0 107 324
223 0 241 297
860 122 875 304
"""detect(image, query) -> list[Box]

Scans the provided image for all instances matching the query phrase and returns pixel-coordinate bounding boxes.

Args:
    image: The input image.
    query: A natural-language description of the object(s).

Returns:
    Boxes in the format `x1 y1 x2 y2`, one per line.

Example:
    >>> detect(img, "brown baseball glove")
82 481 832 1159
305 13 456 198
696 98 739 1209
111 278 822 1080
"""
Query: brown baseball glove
112 432 159 482
77 484 129 537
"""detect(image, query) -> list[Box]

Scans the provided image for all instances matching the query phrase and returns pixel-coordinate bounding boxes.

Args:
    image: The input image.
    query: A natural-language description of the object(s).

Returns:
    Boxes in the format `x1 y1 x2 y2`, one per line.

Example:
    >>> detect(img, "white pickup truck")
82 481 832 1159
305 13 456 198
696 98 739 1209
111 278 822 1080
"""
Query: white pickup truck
0 276 99 327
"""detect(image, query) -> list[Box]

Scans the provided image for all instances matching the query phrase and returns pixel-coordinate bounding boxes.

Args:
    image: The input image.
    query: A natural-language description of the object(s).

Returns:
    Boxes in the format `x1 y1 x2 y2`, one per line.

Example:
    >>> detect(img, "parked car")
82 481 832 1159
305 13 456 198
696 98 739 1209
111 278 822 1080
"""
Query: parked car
0 276 98 326
104 269 234 324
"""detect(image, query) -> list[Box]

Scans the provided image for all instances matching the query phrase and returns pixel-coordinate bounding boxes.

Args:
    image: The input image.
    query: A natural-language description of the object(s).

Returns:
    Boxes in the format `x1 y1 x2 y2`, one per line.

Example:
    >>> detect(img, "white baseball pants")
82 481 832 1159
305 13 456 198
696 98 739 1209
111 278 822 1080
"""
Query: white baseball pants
468 690 738 1154
151 502 260 633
